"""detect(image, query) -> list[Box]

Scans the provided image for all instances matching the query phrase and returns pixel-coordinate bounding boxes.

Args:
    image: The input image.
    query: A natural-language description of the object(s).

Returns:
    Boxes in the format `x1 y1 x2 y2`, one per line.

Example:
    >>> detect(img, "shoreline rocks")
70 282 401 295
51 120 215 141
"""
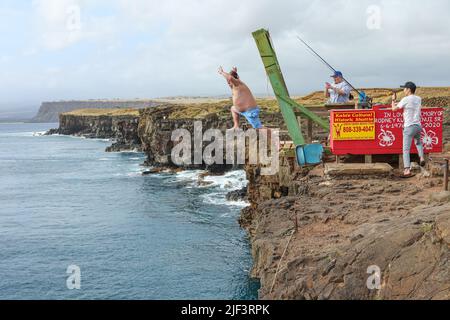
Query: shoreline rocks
226 187 248 202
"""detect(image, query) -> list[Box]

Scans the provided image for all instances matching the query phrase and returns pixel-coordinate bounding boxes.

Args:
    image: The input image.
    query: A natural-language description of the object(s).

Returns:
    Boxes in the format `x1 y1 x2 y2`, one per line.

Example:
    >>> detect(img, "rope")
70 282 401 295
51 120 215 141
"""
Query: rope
269 230 296 294
266 73 271 98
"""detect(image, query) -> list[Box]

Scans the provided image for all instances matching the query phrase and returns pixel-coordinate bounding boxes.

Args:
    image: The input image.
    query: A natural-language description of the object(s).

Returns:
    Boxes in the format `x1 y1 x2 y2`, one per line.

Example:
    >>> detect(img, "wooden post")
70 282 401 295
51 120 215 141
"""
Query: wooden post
398 154 404 170
444 159 449 191
297 116 302 131
365 155 373 164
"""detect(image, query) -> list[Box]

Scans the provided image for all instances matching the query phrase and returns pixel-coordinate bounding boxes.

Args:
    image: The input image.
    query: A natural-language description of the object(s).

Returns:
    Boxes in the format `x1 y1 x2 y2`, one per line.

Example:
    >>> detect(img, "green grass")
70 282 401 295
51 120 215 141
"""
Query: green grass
63 108 140 116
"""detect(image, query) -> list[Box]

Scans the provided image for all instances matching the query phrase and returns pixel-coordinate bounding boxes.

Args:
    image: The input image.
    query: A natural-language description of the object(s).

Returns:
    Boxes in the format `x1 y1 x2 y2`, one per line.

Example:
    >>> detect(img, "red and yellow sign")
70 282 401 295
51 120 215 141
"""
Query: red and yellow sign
330 107 444 155
332 111 375 141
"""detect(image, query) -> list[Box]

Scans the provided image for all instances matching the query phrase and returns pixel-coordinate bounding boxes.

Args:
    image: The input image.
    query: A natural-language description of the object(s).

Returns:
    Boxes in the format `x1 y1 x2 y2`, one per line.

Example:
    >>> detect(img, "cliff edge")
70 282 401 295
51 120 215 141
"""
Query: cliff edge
31 100 161 123
138 101 285 170
49 109 141 152
241 167 450 300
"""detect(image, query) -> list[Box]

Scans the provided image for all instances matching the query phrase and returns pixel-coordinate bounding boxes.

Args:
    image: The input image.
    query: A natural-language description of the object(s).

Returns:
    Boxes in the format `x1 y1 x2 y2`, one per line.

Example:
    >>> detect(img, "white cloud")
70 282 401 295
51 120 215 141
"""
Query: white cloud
110 0 450 97
32 0 82 50
1 0 450 106
32 0 117 50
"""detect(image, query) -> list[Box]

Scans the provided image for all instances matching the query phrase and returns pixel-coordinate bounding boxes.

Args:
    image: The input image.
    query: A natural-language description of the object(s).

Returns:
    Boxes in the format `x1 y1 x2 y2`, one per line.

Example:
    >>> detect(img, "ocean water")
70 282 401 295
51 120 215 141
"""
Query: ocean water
0 123 259 300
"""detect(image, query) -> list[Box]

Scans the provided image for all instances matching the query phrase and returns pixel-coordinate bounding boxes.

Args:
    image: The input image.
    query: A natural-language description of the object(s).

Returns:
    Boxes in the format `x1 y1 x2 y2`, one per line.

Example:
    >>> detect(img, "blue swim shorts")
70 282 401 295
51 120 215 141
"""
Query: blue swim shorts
240 106 263 129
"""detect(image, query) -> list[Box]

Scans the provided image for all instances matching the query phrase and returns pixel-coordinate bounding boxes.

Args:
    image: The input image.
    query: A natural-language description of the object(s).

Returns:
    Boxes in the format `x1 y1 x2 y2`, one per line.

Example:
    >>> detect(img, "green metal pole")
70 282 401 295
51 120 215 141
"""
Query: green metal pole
252 29 329 146
253 29 305 146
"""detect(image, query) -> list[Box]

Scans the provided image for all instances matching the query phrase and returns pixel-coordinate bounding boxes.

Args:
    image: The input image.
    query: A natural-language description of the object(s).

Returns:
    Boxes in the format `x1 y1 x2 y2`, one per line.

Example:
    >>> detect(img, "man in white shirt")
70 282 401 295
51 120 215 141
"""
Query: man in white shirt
392 82 425 177
325 71 352 104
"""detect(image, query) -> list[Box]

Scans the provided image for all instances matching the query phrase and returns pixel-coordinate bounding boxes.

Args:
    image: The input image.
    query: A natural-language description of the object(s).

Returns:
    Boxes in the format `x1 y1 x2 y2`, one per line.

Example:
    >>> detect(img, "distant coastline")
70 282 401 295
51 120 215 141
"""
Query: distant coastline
0 121 26 124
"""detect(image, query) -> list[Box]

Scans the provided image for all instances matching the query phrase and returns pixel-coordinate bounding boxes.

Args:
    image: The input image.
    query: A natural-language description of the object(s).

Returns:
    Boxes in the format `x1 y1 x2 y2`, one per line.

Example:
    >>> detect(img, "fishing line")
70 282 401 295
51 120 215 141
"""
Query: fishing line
295 35 363 97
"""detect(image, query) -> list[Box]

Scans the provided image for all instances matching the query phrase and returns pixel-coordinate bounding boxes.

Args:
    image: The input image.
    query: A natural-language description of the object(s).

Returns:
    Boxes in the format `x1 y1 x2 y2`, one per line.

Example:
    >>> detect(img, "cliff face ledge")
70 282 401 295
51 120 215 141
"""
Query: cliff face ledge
138 103 285 171
241 160 450 300
49 111 141 152
49 102 285 165
138 104 231 171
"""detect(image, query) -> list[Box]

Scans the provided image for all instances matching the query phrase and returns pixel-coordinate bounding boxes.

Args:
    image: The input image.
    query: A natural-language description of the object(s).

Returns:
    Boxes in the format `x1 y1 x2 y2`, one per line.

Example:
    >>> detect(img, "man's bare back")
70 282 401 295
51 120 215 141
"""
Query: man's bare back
231 82 257 112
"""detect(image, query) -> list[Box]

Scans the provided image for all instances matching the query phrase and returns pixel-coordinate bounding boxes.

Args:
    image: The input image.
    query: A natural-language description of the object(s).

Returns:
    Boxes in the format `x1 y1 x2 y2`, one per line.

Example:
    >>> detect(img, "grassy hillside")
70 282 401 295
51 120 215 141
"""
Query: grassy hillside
62 87 450 119
63 108 140 116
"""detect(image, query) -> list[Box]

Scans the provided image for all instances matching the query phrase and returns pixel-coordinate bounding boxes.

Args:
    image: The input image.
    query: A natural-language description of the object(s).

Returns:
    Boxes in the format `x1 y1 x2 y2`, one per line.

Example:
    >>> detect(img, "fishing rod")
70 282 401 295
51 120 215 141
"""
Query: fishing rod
296 35 366 101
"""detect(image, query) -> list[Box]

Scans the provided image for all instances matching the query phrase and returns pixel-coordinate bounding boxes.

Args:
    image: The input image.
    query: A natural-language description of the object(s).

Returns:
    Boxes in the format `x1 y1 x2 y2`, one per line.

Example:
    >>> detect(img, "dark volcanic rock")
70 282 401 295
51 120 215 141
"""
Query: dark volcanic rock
226 187 248 202
138 104 231 171
45 128 59 136
49 112 141 152
138 103 284 171
241 157 450 300
142 168 166 175
105 119 142 152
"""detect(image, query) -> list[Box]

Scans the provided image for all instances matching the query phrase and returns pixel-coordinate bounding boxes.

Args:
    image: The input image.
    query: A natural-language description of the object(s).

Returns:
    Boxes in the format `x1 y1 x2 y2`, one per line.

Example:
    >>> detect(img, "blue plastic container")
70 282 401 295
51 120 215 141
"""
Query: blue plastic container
296 144 324 166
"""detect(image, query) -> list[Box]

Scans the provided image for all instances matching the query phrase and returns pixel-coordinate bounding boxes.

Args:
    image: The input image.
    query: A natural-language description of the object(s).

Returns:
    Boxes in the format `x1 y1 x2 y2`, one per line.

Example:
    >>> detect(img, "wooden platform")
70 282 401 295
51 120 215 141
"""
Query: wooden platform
324 163 393 176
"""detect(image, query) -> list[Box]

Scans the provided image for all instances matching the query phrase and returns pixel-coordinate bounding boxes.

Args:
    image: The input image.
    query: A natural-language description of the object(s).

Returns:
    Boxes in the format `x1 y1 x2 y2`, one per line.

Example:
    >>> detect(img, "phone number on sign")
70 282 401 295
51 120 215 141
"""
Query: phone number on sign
342 125 375 133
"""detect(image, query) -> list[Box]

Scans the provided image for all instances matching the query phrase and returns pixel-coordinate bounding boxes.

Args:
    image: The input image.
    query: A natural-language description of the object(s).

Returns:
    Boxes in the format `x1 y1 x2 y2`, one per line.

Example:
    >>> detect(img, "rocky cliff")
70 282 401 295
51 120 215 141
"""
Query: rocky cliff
49 109 141 152
241 175 450 300
240 147 450 300
49 100 286 162
138 101 285 171
31 100 161 123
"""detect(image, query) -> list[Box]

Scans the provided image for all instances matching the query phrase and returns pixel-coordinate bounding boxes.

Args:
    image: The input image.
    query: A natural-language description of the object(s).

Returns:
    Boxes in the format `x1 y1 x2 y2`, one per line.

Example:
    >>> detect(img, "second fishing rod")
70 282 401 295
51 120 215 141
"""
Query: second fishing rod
296 35 371 107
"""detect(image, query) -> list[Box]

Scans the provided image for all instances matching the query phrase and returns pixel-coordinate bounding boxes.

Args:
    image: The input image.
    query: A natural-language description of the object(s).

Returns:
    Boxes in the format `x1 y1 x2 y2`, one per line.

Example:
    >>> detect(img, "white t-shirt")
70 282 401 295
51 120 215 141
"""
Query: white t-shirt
328 81 352 103
397 95 422 128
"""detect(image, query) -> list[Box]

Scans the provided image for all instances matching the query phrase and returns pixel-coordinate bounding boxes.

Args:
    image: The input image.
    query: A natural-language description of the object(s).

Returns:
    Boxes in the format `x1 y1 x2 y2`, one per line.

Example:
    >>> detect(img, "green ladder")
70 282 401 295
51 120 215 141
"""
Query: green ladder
252 29 330 165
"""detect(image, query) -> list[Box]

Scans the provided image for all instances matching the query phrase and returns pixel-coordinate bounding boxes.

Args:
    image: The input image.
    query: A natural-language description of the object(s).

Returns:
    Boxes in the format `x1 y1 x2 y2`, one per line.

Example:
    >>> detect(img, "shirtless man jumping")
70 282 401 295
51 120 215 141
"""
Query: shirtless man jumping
218 66 263 130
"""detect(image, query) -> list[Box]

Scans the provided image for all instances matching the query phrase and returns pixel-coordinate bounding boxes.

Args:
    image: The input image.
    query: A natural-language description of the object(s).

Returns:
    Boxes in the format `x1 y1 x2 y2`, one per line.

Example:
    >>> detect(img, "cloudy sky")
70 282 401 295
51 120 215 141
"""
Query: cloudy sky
1 0 449 112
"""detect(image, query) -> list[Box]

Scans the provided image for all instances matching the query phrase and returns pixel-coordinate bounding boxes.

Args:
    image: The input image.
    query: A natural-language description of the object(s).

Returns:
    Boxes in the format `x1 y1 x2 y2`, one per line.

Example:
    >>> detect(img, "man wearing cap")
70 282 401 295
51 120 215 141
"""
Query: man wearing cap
325 71 352 104
392 81 425 177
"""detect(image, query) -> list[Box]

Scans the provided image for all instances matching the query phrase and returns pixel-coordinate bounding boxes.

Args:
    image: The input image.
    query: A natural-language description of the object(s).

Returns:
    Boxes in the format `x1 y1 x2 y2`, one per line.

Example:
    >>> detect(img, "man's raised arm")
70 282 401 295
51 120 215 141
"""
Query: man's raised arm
218 66 239 86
